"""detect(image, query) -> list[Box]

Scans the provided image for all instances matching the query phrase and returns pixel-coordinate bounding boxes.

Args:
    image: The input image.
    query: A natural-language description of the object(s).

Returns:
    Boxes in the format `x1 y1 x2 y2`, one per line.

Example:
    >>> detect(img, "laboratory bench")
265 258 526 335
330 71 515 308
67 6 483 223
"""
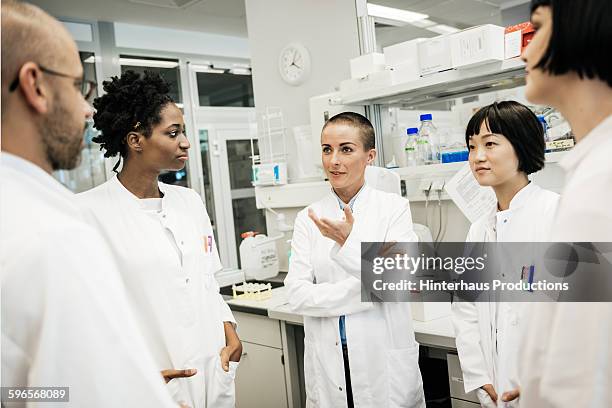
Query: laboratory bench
223 280 478 408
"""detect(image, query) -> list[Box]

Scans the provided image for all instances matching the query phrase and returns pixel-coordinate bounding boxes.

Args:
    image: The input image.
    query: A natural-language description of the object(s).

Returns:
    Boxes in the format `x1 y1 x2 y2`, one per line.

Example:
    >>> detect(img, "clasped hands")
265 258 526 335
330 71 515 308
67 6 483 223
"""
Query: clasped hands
481 384 520 404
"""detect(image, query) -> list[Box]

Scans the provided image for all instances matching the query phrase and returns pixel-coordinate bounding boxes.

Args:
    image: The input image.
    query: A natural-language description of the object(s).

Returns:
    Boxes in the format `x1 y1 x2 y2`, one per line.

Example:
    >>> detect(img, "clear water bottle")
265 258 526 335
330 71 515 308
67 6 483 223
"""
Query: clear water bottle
418 114 439 164
405 128 419 167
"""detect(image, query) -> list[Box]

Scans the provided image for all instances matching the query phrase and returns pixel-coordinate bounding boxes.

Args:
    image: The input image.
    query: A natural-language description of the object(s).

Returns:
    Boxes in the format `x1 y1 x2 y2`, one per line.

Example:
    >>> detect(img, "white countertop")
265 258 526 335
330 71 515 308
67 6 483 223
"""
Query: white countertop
226 286 456 350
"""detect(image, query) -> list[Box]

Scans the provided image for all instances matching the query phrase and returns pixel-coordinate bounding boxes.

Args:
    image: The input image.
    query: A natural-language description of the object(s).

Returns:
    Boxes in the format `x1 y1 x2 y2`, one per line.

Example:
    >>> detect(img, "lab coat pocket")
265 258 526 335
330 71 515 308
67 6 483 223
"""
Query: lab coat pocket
165 377 190 407
386 344 425 408
303 339 320 406
207 355 238 408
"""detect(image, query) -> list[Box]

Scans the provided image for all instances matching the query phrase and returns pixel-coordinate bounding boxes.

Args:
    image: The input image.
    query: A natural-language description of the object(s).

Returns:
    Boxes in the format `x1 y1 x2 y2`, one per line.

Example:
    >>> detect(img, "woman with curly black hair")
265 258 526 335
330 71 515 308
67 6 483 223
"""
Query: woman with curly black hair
77 70 242 408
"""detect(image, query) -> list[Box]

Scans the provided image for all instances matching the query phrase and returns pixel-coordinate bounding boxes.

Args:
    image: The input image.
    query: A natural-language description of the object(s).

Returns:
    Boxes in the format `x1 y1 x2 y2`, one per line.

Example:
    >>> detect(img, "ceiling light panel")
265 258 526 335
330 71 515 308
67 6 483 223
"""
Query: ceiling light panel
367 3 429 23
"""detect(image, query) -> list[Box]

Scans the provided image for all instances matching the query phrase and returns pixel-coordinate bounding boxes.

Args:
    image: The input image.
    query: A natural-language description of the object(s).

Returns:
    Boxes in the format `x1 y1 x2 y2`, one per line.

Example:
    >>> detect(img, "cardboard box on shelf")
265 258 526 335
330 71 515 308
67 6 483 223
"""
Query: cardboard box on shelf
349 52 386 79
418 35 453 76
505 22 535 59
450 24 505 69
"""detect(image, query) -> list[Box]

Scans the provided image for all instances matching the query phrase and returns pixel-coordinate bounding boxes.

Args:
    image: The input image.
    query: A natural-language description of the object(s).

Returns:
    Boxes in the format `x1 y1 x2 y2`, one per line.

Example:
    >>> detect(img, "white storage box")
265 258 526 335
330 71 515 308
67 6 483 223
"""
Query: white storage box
383 38 423 67
418 35 453 76
450 24 505 69
349 52 386 79
252 162 288 186
391 62 420 84
384 38 423 84
340 70 393 98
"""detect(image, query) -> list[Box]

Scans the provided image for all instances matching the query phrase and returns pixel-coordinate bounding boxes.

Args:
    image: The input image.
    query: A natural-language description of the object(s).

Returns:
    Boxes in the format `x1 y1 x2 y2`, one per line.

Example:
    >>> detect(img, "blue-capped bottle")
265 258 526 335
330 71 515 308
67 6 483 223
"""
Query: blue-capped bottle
538 115 551 152
405 128 419 167
418 114 439 164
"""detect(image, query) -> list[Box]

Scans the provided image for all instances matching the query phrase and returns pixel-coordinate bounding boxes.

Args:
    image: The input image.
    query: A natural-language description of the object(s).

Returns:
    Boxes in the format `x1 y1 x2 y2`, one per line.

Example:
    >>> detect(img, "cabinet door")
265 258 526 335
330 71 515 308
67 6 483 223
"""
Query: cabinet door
447 353 479 403
235 341 288 408
451 398 481 408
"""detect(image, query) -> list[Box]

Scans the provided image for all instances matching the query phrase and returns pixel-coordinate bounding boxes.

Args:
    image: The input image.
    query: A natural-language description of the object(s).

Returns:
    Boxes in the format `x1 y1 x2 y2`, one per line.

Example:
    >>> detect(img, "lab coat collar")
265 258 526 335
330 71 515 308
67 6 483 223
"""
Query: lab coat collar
481 182 540 236
327 183 371 214
559 114 612 174
109 175 169 212
502 181 540 213
330 182 367 210
0 152 72 197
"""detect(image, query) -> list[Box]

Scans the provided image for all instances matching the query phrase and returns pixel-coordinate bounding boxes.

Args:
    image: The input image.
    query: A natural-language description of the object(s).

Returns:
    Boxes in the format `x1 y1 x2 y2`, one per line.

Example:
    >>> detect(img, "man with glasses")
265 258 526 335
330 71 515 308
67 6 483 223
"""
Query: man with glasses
1 2 179 406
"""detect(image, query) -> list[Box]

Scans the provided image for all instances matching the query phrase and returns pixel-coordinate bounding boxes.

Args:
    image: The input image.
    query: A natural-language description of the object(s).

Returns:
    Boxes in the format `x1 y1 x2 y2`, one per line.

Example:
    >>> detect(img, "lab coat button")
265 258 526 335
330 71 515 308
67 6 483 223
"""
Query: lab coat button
186 278 190 284
503 219 507 223
335 341 339 346
339 387 343 391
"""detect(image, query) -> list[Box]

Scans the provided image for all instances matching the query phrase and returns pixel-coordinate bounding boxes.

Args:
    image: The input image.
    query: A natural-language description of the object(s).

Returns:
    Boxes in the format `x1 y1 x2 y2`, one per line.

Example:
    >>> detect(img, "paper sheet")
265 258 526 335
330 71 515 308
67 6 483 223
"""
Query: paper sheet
444 163 496 223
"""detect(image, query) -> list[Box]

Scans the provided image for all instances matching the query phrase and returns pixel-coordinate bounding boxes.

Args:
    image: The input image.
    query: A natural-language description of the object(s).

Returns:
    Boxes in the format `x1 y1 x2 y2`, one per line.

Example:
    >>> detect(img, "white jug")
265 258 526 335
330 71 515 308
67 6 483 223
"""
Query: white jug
239 233 280 281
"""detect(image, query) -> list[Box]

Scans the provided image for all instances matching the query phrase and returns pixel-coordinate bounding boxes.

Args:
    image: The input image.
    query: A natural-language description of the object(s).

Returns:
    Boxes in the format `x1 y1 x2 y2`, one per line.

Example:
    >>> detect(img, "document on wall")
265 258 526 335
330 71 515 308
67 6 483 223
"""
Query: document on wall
444 163 496 223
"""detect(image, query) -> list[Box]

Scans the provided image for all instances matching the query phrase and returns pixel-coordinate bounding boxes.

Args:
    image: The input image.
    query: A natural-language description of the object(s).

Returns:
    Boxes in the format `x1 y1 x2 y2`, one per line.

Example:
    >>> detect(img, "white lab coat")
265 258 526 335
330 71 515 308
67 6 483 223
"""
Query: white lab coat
285 185 426 408
0 153 176 407
77 175 237 408
518 115 612 408
452 182 559 408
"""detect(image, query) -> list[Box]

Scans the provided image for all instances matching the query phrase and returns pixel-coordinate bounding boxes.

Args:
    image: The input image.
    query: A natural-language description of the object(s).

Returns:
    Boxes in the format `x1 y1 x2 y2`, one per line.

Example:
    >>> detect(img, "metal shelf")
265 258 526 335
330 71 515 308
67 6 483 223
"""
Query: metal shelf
391 151 566 180
252 153 566 207
341 58 526 107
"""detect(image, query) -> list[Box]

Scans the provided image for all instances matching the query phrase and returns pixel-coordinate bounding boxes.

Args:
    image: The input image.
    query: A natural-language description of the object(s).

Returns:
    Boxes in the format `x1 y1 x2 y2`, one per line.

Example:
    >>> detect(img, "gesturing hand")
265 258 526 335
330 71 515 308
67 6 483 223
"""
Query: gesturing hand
308 206 354 246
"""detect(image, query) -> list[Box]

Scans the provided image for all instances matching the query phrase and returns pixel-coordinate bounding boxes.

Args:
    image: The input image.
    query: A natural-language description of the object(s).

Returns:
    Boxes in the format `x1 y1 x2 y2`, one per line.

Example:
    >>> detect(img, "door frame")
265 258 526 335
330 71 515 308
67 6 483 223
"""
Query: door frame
185 62 257 268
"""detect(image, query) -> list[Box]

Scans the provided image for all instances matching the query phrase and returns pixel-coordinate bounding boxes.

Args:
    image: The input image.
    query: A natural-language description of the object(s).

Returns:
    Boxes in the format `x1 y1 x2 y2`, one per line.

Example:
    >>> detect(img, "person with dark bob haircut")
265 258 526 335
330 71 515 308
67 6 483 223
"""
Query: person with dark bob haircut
453 101 559 407
518 1 612 407
464 101 546 175
77 70 242 408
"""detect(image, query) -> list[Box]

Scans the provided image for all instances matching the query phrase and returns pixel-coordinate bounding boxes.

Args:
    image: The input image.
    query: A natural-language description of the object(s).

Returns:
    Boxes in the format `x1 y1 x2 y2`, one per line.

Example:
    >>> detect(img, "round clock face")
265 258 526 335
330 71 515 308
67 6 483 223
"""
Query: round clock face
278 43 311 86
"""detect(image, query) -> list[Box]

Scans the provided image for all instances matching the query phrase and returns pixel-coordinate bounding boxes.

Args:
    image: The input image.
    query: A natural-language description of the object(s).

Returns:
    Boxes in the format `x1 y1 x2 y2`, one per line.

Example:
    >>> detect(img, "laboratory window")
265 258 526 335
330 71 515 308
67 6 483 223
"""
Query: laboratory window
196 71 254 107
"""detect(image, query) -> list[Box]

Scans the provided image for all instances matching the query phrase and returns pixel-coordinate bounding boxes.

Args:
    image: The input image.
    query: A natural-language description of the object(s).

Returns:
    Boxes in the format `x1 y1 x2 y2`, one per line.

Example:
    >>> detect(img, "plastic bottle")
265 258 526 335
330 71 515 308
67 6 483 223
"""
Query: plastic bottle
418 114 439 165
538 115 551 153
404 128 419 167
538 115 550 139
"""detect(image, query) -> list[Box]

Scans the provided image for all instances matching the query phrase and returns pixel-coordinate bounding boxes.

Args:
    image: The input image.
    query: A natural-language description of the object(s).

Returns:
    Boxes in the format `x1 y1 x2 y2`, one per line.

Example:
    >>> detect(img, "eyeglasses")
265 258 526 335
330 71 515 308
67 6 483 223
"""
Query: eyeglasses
9 64 97 100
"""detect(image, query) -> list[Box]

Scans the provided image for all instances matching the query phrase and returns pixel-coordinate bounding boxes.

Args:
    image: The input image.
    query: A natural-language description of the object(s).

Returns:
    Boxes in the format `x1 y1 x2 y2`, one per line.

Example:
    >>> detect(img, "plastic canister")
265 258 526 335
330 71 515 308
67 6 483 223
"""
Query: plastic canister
239 232 280 280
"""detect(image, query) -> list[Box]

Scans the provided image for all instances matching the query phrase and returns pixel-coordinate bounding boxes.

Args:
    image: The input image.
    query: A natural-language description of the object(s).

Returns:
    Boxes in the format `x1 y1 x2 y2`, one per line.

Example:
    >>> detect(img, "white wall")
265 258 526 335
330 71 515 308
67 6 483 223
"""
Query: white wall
245 0 361 180
114 22 250 59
